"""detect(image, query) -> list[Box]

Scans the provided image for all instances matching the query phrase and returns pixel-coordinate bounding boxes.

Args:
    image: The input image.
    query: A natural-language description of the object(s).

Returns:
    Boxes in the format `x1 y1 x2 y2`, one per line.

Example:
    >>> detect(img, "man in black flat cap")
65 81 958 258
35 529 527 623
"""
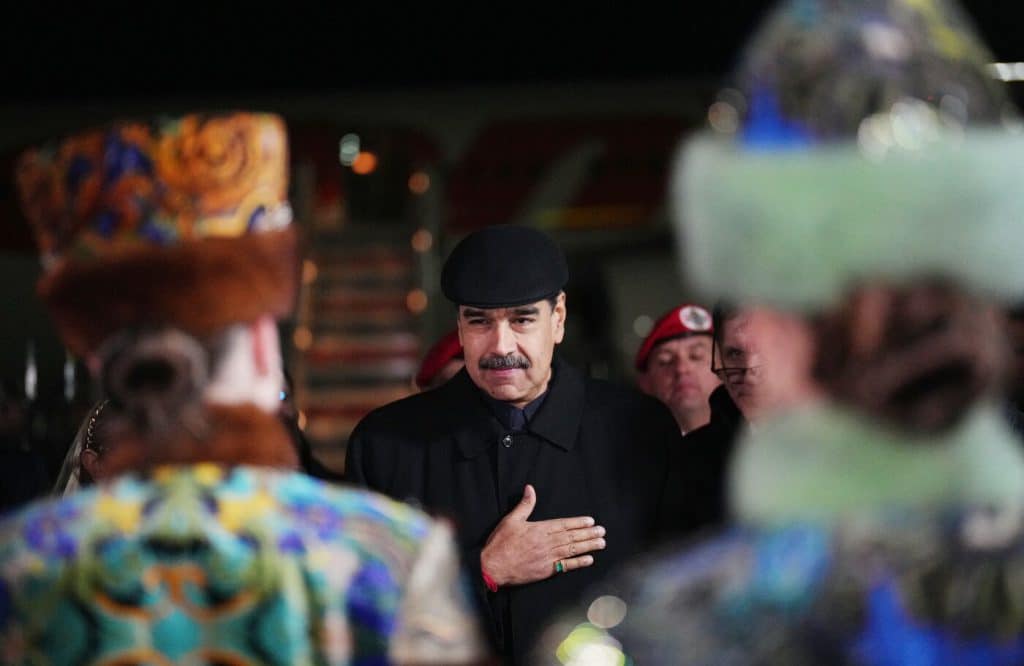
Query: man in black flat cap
344 224 684 663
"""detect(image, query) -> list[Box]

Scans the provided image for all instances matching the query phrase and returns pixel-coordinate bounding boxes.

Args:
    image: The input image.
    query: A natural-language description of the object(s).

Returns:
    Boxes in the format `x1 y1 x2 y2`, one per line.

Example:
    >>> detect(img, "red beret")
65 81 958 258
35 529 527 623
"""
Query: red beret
415 330 464 389
635 304 713 371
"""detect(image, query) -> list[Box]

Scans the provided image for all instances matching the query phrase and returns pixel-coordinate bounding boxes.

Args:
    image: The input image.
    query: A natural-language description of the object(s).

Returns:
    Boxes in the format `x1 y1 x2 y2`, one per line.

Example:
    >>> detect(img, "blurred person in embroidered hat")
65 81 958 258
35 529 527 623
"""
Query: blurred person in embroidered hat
635 303 720 434
537 1 1024 663
344 224 685 663
415 328 465 391
0 112 486 664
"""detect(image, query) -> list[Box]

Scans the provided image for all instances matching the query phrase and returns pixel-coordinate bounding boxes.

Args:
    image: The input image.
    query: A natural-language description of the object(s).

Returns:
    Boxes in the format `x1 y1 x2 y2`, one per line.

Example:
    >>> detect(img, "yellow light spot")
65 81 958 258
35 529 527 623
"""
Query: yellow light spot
410 229 433 253
302 259 318 285
293 327 313 351
351 151 378 175
193 463 223 486
556 623 618 664
298 410 308 430
408 170 431 194
95 496 143 532
406 289 428 314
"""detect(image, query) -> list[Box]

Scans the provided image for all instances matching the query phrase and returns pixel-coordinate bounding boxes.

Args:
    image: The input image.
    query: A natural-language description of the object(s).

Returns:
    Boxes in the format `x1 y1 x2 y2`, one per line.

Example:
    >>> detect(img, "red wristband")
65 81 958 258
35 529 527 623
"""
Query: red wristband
481 567 499 593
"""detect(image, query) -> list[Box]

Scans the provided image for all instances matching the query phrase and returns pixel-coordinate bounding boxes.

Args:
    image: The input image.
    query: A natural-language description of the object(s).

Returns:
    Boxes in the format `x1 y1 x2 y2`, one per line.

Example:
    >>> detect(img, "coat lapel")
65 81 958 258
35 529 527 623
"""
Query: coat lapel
440 370 504 527
528 356 585 451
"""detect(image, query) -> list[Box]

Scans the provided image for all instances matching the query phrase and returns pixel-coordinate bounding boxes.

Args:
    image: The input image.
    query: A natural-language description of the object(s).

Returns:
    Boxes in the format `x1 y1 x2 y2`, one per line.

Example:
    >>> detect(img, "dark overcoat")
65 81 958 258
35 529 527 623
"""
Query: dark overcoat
343 355 684 662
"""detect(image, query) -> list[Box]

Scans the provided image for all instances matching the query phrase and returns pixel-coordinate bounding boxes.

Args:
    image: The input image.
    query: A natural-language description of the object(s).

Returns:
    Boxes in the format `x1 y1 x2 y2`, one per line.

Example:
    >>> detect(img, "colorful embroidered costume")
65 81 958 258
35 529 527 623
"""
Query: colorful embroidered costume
0 464 485 664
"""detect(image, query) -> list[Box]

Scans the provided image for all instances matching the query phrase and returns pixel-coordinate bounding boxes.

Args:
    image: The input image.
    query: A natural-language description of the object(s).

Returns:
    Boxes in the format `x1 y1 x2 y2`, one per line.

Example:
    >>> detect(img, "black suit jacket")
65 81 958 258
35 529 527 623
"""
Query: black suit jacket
343 356 684 662
679 384 747 532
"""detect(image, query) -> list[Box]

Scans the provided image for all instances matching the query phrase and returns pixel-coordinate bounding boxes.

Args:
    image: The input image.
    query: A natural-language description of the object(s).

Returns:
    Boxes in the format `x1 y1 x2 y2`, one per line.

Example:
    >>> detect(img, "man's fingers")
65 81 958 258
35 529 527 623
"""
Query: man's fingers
509 484 537 522
542 516 595 533
565 525 606 543
553 537 606 560
557 555 595 573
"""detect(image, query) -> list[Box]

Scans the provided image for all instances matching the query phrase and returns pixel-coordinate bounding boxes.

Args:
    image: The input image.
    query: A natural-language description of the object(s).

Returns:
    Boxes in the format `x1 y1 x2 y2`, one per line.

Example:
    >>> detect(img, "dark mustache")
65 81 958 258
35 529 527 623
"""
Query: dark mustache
479 354 531 370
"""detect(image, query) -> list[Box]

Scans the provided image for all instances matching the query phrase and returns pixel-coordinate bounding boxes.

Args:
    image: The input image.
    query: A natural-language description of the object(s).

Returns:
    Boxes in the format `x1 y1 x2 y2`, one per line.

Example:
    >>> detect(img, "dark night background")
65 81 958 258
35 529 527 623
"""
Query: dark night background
2 1 1024 485
3 3 1024 104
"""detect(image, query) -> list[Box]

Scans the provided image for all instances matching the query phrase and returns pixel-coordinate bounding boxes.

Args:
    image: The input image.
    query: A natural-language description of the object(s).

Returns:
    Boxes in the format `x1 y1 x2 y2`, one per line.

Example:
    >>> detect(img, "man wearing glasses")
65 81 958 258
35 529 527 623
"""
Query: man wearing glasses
682 303 821 530
711 304 819 424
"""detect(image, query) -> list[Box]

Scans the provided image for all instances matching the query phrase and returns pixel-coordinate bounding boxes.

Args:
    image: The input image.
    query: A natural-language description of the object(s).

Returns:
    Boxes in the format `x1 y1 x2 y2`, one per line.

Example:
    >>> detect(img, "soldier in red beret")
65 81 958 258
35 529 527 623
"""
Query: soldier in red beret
635 304 720 434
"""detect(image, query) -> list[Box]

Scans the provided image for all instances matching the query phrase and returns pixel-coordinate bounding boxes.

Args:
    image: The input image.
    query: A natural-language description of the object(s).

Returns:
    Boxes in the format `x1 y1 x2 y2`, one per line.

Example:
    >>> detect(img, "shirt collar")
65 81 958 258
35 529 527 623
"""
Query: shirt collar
454 355 585 456
481 390 548 432
523 356 584 451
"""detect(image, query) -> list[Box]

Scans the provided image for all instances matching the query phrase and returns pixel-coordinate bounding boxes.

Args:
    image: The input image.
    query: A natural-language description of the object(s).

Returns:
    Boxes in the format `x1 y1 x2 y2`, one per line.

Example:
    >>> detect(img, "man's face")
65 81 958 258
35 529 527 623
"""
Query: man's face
458 294 566 407
717 311 772 420
717 308 816 421
638 336 720 418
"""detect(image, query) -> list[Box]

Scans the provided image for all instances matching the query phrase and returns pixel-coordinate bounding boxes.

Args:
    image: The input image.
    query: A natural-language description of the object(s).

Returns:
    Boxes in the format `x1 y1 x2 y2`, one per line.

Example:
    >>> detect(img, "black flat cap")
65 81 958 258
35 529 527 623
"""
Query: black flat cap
441 225 569 308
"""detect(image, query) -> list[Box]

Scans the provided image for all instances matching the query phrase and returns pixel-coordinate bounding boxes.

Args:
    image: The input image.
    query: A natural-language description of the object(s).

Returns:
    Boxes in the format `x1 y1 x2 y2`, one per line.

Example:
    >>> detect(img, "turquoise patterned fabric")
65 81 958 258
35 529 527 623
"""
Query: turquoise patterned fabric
537 507 1024 665
0 465 461 665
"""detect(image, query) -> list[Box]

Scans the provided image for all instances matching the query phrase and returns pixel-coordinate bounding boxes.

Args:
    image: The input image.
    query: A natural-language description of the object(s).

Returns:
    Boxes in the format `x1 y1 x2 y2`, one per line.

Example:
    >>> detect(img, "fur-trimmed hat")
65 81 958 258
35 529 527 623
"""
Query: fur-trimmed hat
15 112 297 355
671 0 1024 309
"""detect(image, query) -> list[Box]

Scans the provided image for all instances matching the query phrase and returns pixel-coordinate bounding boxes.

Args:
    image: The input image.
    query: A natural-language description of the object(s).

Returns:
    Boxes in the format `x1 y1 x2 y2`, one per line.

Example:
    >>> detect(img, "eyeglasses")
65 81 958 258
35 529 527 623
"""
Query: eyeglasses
710 335 764 383
711 364 764 382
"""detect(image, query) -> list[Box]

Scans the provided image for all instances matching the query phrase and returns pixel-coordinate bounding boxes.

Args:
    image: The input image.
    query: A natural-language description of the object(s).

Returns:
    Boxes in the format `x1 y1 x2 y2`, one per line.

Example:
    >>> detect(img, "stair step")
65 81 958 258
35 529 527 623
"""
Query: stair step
305 363 417 386
294 221 425 468
310 320 420 336
309 331 419 350
303 385 412 408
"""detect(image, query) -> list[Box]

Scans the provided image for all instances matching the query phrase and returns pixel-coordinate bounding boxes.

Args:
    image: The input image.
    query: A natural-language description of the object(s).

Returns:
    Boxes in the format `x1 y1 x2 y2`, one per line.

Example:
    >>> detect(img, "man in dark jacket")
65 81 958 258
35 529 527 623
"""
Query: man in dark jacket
679 384 745 532
344 225 683 663
682 302 820 532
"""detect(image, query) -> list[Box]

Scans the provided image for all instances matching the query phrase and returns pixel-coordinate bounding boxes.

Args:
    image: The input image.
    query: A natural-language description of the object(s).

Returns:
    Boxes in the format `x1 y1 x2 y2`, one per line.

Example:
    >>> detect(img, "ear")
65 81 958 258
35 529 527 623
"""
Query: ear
552 292 567 344
80 448 102 481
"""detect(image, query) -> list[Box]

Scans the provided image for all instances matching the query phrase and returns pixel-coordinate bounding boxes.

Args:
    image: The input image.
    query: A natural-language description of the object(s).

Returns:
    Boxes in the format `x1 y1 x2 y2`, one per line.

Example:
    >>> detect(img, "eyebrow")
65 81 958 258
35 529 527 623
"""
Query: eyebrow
461 306 541 319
